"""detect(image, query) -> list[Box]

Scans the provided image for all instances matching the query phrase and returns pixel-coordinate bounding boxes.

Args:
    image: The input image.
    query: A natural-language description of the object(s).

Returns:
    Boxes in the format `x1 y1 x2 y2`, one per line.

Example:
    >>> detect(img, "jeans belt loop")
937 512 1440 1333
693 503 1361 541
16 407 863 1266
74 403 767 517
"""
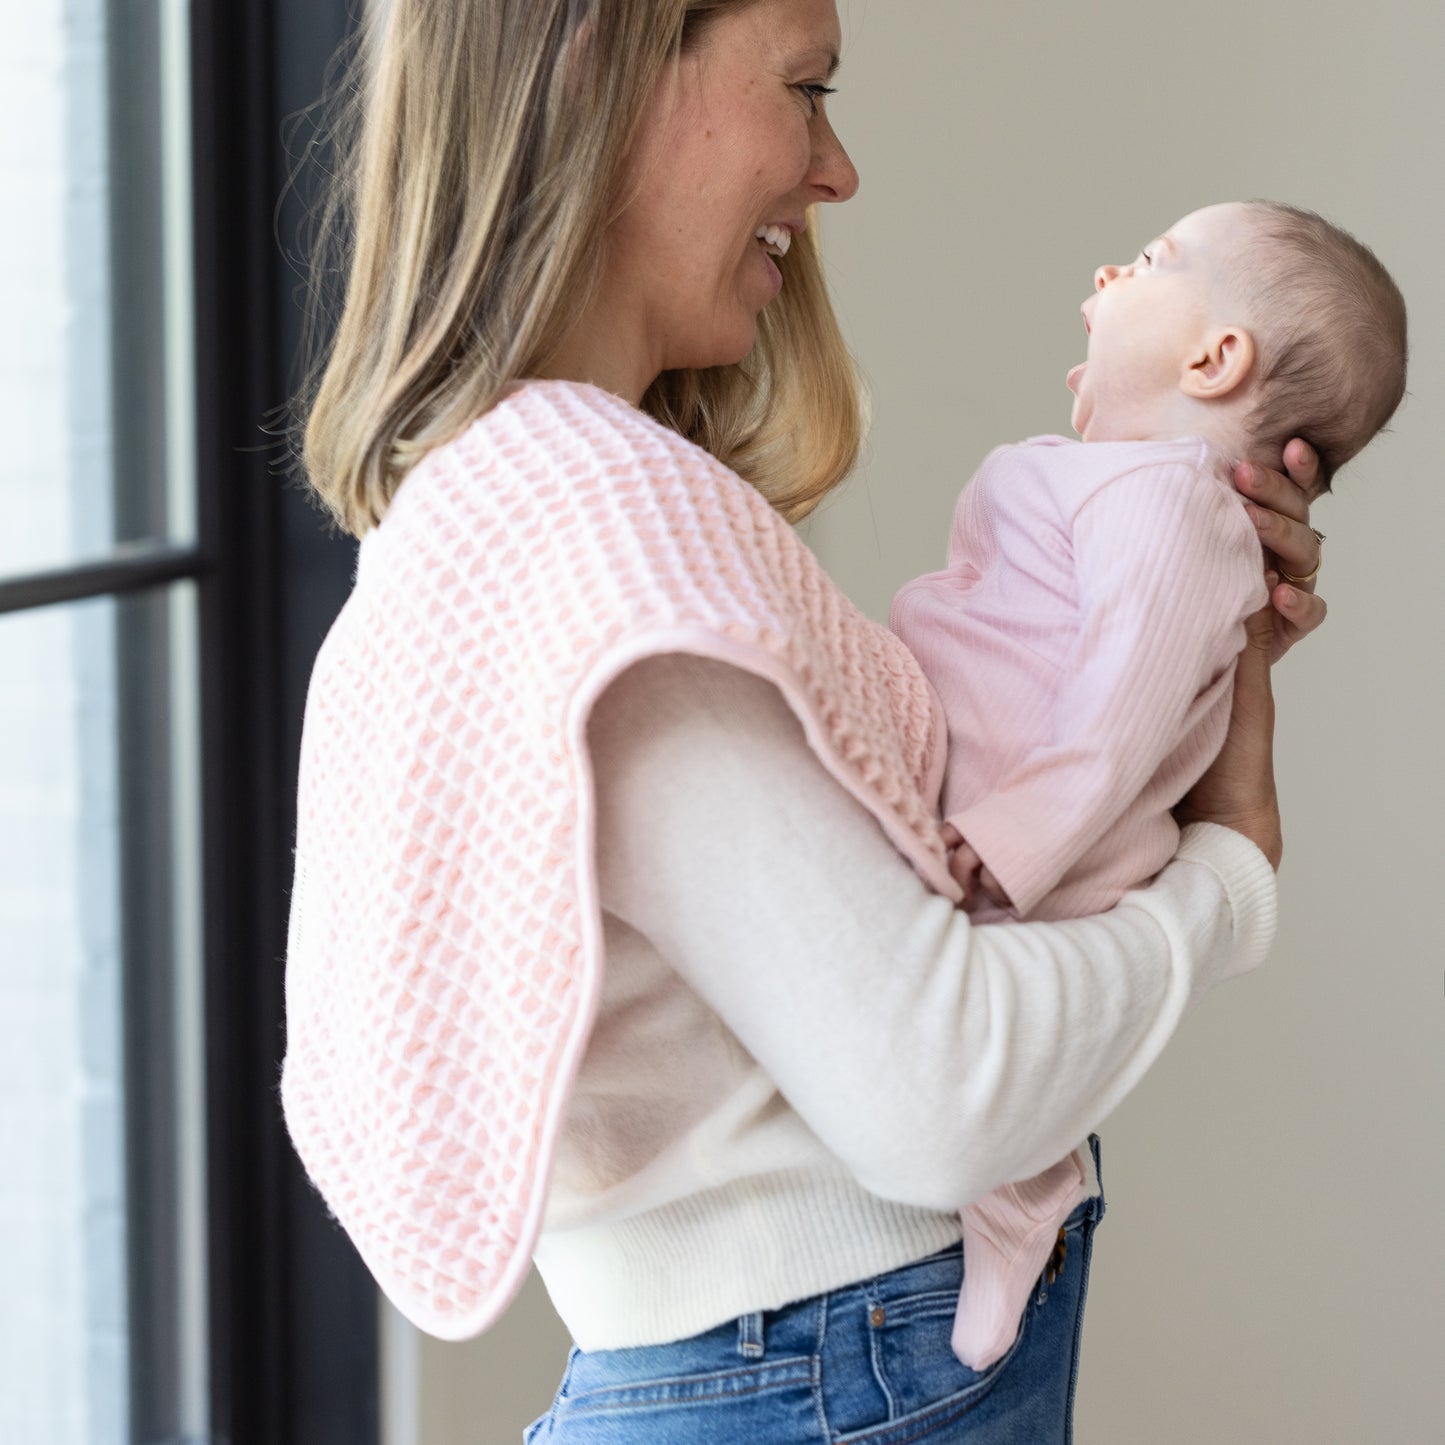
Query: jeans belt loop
737 1310 765 1360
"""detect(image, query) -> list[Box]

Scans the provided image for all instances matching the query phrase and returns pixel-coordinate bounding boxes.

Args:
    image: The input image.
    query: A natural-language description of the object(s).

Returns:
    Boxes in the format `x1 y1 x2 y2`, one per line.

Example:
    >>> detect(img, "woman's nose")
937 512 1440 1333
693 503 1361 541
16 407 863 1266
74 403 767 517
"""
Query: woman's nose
811 119 859 203
1094 264 1123 290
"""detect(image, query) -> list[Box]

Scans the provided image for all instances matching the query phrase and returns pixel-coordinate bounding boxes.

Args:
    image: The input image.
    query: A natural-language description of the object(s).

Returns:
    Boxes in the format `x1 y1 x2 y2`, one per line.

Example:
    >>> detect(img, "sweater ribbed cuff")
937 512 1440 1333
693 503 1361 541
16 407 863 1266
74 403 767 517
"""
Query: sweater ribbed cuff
1174 821 1278 978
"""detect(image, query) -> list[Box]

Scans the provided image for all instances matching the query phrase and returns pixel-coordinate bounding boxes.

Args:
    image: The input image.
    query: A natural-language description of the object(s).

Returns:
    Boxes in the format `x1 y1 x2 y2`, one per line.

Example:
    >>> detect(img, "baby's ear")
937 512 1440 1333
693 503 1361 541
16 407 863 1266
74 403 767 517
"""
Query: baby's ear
1181 326 1256 401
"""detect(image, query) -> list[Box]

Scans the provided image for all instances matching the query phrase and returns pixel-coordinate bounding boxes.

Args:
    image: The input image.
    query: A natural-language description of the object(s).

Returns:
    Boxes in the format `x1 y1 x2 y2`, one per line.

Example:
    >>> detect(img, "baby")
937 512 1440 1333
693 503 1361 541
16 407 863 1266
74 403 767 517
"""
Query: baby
891 200 1407 1370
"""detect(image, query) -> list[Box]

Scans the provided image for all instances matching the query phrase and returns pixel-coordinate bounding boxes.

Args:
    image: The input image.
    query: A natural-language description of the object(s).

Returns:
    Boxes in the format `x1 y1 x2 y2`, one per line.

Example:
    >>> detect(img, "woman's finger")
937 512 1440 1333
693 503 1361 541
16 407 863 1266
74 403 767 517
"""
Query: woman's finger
1281 438 1321 493
1267 578 1328 663
1233 452 1315 525
1245 503 1325 592
1232 442 1327 662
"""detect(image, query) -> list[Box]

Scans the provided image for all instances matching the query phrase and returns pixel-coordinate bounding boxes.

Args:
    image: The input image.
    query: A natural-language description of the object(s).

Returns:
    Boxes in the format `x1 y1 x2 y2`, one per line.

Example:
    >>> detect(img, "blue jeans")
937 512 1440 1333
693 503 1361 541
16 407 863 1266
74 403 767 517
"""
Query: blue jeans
525 1139 1105 1443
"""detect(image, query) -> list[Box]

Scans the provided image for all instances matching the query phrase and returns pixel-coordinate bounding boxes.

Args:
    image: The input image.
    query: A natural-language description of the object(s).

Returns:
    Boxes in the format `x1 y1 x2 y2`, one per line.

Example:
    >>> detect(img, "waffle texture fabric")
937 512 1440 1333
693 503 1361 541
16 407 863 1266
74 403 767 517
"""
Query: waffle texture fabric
892 435 1265 924
280 379 959 1341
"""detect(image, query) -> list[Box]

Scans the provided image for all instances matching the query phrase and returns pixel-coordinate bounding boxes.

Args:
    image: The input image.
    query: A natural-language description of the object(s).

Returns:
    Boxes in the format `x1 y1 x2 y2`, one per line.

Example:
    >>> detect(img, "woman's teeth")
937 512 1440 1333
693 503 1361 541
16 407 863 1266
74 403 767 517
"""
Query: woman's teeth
755 225 792 258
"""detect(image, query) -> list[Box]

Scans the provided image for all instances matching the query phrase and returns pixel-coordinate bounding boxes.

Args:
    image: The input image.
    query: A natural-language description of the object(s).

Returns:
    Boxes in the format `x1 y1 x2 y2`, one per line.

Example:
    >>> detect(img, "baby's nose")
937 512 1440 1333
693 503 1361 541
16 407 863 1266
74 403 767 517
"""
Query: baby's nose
1094 264 1122 290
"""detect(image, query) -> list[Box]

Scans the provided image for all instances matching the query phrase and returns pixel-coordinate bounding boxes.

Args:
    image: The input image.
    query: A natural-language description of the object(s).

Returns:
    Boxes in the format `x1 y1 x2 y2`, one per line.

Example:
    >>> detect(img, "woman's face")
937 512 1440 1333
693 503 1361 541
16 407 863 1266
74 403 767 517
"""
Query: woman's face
603 0 858 389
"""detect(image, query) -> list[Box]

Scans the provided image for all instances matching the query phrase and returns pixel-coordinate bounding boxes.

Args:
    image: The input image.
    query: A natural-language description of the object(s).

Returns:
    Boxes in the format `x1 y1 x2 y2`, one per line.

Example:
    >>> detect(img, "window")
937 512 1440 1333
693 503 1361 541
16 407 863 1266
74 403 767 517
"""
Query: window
2 3 203 1440
2 4 373 1441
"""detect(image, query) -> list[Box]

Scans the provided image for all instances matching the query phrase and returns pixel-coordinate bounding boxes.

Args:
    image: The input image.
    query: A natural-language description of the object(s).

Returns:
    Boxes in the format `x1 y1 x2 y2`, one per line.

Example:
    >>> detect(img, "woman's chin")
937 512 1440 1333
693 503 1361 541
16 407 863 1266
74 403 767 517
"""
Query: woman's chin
675 324 759 374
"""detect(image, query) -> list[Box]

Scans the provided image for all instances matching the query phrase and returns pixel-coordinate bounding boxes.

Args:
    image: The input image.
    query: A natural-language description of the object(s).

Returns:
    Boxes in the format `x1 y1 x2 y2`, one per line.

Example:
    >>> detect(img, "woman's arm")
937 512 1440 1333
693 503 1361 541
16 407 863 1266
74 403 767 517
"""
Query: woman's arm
1191 437 1327 867
1175 597 1281 865
588 653 1276 1212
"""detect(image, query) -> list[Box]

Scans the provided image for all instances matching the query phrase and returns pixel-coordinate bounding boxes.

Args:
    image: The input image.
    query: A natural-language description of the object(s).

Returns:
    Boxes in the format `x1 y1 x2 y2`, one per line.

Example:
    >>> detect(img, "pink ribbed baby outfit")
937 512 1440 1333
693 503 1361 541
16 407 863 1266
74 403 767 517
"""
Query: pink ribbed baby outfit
891 434 1265 1369
280 379 960 1341
894 435 1267 925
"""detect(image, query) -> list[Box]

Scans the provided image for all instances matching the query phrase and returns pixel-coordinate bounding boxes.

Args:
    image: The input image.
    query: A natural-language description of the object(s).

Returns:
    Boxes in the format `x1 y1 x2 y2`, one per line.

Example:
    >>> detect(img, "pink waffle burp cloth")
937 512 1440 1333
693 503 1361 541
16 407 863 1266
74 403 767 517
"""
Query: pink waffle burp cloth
281 380 962 1339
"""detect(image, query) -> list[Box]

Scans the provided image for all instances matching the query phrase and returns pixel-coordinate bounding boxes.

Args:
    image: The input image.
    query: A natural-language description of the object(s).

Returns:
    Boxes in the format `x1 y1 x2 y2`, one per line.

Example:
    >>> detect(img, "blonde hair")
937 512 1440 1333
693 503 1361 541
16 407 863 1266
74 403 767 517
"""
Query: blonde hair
1238 201 1407 490
297 0 863 537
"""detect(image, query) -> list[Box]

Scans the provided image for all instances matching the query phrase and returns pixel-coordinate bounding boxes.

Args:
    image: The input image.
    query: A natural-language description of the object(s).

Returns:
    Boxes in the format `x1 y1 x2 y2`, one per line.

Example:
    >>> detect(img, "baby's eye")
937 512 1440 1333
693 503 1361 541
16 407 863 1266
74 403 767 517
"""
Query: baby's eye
1140 248 1154 265
797 83 838 115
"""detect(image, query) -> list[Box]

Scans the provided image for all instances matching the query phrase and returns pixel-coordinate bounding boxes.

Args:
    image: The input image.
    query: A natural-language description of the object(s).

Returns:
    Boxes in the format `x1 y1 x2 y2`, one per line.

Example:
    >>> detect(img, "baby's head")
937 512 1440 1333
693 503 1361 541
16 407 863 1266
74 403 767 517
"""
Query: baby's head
1067 201 1407 490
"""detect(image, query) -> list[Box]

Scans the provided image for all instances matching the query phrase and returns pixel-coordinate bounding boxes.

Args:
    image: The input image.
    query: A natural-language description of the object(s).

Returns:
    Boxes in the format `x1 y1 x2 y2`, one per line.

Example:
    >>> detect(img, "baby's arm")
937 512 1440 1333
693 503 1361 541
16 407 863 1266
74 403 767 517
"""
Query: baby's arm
950 459 1265 917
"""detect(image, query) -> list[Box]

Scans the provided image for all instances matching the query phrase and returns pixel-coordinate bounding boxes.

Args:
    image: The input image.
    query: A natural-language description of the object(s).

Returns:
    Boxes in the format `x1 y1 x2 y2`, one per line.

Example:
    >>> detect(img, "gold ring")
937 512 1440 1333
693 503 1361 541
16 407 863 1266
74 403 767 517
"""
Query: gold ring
1278 528 1325 586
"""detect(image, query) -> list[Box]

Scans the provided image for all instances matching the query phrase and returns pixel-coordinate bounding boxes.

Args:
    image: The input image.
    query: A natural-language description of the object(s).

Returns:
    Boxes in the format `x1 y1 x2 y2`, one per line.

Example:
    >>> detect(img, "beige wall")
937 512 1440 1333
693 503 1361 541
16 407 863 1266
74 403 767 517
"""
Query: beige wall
389 1 1445 1440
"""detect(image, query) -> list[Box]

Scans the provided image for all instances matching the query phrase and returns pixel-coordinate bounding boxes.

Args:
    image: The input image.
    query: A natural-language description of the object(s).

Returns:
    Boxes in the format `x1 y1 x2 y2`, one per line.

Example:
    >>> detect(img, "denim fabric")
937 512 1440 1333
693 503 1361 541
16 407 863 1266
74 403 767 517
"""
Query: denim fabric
524 1139 1105 1444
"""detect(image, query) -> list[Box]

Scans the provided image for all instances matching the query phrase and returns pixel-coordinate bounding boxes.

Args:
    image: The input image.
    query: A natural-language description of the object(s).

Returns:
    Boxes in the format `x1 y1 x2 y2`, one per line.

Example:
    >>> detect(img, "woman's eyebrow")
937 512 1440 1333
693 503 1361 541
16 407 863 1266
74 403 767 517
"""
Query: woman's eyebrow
794 46 841 78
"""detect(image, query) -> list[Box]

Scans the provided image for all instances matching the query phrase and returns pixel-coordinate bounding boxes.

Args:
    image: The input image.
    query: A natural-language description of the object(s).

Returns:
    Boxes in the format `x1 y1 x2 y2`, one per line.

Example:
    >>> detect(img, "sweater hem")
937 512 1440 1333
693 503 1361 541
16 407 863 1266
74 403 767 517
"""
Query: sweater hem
533 1168 964 1351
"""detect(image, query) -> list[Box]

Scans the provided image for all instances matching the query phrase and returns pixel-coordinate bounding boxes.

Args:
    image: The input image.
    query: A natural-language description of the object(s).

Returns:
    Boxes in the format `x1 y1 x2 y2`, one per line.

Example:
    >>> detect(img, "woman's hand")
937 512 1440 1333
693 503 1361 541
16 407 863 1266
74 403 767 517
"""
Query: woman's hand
1232 438 1328 663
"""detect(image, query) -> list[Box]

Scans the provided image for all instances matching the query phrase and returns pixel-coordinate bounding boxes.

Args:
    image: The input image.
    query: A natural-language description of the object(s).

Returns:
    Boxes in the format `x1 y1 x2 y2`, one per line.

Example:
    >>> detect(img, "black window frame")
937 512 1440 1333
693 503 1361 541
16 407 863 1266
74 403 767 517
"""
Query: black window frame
190 3 376 1443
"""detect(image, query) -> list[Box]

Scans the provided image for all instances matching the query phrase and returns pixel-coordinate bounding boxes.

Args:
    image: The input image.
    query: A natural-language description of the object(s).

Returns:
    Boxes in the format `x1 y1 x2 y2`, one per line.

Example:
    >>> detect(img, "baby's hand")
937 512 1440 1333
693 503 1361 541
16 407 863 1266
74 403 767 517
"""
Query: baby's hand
941 823 1013 912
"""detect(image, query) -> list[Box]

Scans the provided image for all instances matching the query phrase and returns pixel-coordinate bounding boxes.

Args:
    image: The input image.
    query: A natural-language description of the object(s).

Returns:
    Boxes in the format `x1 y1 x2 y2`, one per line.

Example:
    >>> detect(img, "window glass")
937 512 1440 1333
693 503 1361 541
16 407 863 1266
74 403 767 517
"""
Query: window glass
0 587 206 1445
0 597 128 1441
0 0 194 580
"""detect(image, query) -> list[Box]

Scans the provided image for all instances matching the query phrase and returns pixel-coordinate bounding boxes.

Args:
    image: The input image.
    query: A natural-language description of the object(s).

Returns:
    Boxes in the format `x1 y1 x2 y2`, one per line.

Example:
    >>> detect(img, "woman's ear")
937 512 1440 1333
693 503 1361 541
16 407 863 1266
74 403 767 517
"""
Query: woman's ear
1181 326 1256 401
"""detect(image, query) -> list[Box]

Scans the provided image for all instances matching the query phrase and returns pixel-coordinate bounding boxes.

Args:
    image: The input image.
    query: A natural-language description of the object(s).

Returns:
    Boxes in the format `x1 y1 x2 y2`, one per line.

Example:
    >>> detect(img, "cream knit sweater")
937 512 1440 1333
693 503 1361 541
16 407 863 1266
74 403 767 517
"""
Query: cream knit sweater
537 653 1276 1349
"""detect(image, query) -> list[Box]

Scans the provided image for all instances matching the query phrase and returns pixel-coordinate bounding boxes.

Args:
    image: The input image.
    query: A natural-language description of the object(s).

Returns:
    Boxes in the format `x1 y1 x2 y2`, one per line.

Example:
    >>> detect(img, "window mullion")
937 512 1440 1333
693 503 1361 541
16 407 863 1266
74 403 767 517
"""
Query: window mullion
0 546 207 617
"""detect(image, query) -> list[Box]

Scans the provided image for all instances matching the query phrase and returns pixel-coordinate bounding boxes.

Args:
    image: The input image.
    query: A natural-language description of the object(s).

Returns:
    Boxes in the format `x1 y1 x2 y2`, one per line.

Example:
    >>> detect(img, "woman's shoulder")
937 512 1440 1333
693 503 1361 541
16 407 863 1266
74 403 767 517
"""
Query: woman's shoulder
459 378 743 493
363 379 758 581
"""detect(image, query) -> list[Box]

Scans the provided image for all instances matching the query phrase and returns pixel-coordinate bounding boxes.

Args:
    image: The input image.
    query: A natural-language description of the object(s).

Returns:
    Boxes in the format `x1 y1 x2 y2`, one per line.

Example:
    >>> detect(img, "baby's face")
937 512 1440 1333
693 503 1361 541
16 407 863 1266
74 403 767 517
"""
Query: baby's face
1068 202 1253 440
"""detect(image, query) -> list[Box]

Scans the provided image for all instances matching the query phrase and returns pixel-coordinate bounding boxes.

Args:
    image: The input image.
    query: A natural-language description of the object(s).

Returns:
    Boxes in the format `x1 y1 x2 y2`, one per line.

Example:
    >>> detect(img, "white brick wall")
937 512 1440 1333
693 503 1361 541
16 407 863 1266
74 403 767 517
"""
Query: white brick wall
0 1 128 1441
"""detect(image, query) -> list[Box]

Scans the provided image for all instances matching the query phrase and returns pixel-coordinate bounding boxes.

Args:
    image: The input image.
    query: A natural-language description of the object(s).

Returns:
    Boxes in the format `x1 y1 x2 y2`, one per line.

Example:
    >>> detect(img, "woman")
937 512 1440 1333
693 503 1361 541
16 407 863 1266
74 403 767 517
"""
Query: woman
282 2 1327 1441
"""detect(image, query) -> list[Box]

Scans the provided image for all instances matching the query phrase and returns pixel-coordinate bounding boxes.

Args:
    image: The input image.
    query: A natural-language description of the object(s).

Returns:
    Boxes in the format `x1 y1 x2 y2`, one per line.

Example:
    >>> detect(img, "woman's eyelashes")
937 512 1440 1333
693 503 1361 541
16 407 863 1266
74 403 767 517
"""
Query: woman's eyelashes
796 83 838 115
